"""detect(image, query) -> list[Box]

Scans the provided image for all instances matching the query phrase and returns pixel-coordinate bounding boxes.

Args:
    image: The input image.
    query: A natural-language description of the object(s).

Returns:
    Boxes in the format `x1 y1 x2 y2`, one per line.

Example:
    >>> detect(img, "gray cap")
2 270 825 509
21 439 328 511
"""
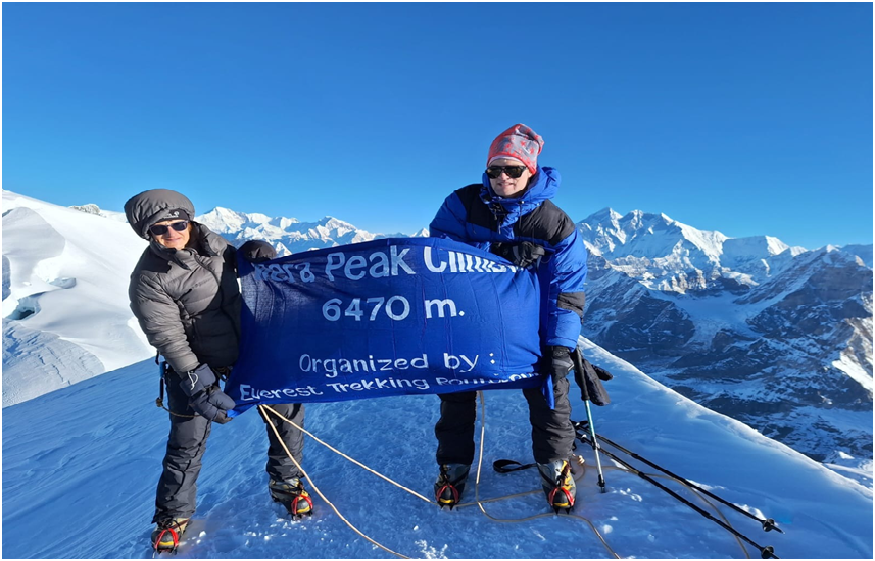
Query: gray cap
124 189 196 239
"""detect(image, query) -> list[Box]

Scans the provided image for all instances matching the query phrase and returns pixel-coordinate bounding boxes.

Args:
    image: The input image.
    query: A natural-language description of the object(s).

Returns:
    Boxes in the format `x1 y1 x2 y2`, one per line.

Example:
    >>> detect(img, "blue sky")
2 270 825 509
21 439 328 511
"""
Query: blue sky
4 2 872 248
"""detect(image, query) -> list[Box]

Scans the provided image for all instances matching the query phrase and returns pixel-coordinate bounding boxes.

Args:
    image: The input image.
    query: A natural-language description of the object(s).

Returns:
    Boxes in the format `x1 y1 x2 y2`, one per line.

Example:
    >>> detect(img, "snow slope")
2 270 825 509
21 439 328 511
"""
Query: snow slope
2 190 154 406
2 339 871 559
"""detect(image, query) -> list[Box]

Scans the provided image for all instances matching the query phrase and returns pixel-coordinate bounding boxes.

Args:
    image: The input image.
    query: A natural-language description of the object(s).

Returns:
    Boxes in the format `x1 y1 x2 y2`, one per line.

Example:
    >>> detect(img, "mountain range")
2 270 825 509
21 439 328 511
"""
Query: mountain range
576 208 872 471
197 206 427 256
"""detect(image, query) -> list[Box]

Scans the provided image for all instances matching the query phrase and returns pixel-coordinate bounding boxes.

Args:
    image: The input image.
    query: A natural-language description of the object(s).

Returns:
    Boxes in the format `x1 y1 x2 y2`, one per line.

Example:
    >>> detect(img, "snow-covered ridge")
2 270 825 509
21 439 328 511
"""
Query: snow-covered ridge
2 190 153 406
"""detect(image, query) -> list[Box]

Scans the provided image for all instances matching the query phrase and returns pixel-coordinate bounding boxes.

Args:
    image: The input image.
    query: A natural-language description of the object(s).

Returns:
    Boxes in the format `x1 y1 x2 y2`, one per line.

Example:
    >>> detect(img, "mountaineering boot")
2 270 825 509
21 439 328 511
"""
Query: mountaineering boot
151 518 190 553
269 478 313 517
538 459 576 513
434 463 471 510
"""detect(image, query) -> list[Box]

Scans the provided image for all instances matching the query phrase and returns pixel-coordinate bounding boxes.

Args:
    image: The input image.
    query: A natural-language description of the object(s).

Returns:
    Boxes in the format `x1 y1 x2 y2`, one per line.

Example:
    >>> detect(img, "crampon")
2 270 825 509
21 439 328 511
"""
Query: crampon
270 480 313 518
151 518 189 555
542 461 576 514
435 464 470 510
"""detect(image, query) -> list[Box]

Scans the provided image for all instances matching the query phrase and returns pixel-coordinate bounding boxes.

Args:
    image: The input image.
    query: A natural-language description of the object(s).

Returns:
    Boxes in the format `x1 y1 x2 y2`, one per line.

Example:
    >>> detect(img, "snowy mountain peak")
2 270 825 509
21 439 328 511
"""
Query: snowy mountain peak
1 188 871 561
577 209 729 281
577 209 821 288
316 216 355 231
581 207 872 473
196 206 251 234
585 206 624 224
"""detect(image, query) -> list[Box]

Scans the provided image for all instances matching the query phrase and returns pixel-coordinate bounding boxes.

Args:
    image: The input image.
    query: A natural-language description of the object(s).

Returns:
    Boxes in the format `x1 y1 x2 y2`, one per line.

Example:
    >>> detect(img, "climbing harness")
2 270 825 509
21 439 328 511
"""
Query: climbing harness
154 355 232 419
153 357 197 419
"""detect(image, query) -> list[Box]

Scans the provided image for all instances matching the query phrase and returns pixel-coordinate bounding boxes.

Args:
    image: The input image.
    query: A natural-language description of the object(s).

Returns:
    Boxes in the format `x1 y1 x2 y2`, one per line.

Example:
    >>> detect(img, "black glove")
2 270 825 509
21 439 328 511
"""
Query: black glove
239 240 277 264
545 346 574 382
179 364 235 423
592 364 614 381
494 241 546 269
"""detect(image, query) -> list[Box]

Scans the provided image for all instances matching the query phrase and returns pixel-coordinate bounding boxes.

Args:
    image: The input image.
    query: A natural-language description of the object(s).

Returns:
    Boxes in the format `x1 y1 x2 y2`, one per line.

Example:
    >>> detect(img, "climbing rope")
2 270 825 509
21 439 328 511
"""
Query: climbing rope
260 393 623 559
259 392 773 560
259 404 410 559
259 404 433 504
470 393 622 559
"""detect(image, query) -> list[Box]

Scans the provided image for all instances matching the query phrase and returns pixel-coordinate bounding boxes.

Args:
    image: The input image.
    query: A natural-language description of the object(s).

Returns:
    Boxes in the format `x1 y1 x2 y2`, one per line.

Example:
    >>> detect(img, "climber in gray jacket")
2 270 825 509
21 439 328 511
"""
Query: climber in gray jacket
125 189 312 553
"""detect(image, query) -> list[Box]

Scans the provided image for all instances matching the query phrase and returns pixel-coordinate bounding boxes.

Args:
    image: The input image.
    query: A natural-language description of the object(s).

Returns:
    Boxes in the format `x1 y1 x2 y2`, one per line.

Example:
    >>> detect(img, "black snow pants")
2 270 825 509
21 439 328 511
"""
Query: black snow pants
153 368 305 523
435 376 574 466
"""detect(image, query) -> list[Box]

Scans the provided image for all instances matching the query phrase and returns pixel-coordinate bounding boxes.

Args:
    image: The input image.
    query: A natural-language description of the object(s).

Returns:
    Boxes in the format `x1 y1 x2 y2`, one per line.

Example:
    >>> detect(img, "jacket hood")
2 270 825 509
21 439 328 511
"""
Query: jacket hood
124 189 196 240
479 166 561 224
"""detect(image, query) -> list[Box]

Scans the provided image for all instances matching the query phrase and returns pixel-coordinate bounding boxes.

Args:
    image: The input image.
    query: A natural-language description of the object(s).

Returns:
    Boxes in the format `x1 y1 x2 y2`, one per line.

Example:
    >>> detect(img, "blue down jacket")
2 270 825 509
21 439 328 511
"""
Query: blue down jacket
429 166 587 350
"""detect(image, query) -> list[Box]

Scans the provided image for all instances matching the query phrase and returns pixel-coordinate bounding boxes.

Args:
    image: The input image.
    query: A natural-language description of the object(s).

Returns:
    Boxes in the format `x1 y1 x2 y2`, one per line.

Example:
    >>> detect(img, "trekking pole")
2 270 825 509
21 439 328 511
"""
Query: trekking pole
590 429 783 534
575 428 779 559
571 347 606 493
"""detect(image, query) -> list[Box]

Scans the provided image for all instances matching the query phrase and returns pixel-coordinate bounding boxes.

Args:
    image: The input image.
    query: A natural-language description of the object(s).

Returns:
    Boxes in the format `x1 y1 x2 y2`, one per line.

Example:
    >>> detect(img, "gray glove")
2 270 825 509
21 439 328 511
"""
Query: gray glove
180 364 235 423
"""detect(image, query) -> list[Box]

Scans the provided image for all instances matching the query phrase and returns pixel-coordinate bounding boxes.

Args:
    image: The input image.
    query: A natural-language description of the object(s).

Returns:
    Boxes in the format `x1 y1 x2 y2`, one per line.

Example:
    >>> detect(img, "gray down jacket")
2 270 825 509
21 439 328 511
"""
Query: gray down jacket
126 190 242 374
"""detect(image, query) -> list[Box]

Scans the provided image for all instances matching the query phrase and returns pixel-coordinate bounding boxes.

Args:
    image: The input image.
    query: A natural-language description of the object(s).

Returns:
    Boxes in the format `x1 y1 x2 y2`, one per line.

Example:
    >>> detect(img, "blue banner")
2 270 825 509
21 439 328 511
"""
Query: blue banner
225 238 546 411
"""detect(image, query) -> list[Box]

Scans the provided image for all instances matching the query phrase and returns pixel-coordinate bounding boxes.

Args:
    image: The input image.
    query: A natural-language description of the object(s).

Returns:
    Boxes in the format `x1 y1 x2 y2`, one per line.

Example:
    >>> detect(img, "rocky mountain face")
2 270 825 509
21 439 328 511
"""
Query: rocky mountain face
579 209 873 469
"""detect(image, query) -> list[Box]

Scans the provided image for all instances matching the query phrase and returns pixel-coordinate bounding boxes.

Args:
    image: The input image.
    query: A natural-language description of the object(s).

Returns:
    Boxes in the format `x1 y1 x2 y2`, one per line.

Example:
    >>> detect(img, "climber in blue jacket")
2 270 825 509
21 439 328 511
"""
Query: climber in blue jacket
429 124 588 513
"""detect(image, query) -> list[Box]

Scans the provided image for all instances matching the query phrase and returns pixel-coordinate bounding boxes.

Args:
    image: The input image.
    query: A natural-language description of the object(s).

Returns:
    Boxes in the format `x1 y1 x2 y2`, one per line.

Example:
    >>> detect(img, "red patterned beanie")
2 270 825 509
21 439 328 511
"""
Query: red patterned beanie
487 124 544 175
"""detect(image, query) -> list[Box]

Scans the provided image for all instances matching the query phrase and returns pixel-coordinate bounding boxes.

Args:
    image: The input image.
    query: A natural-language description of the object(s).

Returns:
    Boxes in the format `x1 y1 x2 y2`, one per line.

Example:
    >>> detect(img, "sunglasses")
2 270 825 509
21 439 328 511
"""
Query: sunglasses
485 166 527 179
149 220 189 236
